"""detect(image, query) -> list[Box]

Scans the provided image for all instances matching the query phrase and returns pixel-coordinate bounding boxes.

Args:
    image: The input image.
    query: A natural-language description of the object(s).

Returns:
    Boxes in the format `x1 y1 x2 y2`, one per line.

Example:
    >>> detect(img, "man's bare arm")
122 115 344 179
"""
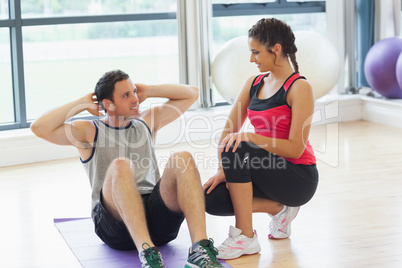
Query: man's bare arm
138 84 199 134
31 93 102 148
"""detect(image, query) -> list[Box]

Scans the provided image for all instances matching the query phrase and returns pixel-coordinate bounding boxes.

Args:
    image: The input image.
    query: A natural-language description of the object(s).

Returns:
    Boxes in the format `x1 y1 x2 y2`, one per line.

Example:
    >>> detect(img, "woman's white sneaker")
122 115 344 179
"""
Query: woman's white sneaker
216 225 261 260
268 206 300 239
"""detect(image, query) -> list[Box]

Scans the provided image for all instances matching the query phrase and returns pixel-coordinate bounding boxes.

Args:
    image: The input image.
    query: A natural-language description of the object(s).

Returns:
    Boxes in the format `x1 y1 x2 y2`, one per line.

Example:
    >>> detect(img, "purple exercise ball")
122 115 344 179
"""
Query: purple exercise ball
397 52 402 92
364 37 402 99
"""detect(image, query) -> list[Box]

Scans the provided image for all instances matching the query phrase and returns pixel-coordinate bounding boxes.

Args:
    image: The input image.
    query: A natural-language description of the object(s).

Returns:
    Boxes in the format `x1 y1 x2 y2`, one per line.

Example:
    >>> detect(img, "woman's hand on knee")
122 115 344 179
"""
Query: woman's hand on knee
219 132 251 153
203 168 226 194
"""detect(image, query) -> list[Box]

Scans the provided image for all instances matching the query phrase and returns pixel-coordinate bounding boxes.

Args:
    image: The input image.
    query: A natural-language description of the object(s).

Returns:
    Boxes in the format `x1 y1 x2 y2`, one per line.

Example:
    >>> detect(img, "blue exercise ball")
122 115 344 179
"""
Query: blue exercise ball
364 37 402 98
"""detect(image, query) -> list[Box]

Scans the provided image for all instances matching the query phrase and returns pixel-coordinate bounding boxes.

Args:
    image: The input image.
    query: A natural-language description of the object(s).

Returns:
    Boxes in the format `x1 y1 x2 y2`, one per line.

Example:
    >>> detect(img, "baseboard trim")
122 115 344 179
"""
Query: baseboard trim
361 96 402 128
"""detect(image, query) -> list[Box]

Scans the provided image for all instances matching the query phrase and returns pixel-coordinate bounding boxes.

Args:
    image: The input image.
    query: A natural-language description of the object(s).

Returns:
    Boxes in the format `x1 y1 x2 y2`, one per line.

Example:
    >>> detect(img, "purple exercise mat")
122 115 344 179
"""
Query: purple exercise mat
54 218 231 268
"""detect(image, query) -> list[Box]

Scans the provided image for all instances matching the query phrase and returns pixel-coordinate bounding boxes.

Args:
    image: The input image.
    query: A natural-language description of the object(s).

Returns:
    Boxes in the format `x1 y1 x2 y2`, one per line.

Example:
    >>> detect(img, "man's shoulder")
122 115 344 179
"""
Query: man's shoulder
72 119 97 138
73 119 96 128
135 117 153 135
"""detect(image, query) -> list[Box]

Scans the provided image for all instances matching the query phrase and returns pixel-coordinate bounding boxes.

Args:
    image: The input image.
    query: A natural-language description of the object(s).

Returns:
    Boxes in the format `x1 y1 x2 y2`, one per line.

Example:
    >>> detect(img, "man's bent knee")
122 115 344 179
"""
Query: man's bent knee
109 157 133 172
104 158 136 185
168 151 196 172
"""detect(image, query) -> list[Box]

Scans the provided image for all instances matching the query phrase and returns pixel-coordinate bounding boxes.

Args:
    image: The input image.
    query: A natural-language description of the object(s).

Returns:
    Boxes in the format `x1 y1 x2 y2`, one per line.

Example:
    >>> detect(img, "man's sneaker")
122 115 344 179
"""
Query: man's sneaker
185 239 223 268
216 225 261 260
268 206 300 239
139 243 165 268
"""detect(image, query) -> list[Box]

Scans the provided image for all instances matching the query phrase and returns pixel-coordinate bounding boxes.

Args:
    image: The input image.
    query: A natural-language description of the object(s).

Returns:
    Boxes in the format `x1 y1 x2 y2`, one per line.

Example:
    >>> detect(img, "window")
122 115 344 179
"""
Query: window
0 28 13 124
210 0 326 104
1 0 178 130
1 0 329 130
23 21 179 120
21 0 177 17
0 0 7 19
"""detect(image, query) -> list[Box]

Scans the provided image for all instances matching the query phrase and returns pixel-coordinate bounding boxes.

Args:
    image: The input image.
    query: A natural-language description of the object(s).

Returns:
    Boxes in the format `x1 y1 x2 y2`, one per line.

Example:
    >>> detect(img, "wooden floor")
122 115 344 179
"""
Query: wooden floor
1 120 402 268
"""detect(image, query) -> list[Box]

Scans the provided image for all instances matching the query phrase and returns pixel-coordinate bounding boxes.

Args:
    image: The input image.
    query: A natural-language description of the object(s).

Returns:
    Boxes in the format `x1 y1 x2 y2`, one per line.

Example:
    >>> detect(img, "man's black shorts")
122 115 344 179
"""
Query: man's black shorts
92 181 185 250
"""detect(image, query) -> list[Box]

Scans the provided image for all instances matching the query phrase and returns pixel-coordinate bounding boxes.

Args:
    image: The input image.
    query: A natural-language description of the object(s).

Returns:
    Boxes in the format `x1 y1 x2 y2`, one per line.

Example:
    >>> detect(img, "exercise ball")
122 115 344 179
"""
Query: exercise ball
294 31 341 99
396 51 402 92
211 32 340 103
211 36 256 104
364 37 402 99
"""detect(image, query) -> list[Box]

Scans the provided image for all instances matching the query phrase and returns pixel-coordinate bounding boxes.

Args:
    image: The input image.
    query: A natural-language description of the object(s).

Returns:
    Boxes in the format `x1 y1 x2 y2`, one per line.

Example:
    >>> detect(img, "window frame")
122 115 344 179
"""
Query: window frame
212 1 325 17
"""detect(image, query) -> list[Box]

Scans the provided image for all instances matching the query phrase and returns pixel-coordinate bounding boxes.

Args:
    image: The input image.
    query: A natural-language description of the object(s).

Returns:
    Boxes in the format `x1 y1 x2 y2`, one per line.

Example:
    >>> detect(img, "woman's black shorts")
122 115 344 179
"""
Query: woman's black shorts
205 141 319 216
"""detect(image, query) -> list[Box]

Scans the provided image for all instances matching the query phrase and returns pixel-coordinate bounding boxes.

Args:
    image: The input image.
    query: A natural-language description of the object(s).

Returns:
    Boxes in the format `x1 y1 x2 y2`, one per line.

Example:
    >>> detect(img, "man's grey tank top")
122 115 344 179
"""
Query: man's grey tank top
81 119 160 210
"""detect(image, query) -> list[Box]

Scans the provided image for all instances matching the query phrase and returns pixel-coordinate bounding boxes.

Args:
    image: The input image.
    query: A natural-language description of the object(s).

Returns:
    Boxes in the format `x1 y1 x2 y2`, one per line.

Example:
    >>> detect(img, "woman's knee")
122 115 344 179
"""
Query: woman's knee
220 141 252 166
204 183 234 216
